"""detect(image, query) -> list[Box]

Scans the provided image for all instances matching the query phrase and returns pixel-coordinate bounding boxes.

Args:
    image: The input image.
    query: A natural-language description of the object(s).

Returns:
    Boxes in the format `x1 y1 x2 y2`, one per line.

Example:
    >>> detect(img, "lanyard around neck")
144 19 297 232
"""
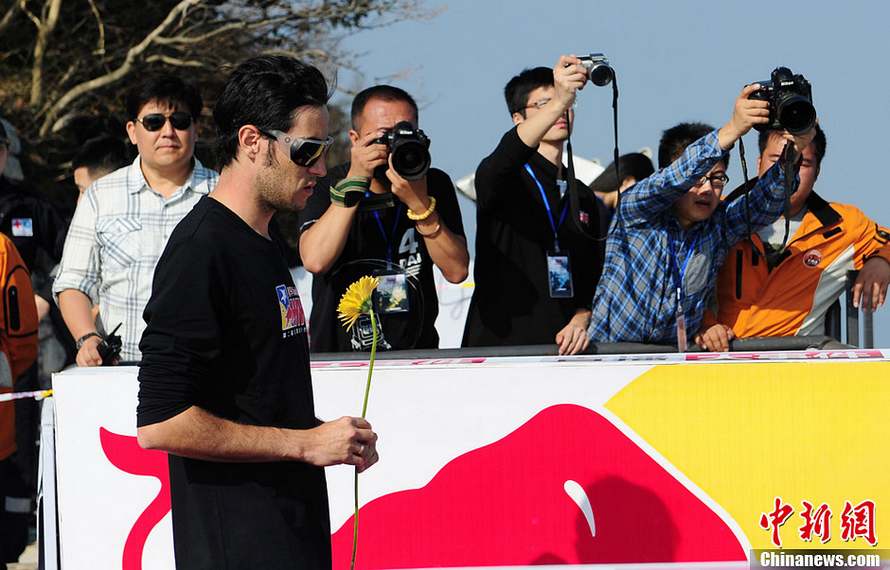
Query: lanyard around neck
524 163 569 251
668 230 702 304
367 191 403 263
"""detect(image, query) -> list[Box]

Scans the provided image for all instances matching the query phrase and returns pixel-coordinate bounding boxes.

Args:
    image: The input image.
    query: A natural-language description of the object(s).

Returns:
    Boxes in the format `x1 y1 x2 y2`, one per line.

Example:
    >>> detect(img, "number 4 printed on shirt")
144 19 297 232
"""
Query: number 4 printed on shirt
399 229 419 256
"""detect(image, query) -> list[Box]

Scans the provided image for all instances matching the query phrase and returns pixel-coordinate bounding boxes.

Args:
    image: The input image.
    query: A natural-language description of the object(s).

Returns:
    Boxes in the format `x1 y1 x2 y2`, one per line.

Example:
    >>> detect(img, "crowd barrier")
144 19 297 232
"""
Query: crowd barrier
42 345 890 569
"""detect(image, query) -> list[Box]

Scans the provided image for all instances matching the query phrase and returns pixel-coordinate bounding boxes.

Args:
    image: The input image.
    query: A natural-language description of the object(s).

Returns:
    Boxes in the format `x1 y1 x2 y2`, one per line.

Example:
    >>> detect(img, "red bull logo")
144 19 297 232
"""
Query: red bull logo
100 428 171 570
331 404 745 567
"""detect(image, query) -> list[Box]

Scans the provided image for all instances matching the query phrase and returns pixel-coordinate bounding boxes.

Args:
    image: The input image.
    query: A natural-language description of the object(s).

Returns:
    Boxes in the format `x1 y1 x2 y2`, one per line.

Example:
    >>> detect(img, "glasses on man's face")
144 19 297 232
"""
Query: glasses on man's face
258 128 333 168
136 112 193 132
525 97 552 111
522 97 577 112
694 173 729 190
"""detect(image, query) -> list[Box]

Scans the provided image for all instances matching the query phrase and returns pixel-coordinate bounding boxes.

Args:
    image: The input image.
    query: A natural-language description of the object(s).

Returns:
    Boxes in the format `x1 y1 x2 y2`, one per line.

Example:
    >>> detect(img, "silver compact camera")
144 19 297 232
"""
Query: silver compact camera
578 53 614 86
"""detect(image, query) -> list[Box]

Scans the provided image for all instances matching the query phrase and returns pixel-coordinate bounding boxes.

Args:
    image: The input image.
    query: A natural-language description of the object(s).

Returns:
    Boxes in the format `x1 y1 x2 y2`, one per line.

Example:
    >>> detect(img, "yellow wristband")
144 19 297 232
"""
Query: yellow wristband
407 196 437 221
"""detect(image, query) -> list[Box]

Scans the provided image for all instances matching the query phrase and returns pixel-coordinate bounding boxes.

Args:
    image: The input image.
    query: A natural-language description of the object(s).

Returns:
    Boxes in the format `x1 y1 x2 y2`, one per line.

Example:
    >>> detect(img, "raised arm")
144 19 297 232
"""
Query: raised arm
619 84 771 227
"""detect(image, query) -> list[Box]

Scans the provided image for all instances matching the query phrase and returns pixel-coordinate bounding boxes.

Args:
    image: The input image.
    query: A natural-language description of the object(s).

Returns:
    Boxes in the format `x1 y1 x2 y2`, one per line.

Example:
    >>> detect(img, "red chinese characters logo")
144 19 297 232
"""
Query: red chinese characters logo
760 497 877 548
760 497 794 547
799 501 832 544
841 500 878 546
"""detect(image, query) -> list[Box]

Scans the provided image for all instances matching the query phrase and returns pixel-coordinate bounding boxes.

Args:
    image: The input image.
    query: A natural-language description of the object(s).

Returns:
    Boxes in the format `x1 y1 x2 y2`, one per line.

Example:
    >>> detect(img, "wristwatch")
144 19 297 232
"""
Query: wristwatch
76 332 102 350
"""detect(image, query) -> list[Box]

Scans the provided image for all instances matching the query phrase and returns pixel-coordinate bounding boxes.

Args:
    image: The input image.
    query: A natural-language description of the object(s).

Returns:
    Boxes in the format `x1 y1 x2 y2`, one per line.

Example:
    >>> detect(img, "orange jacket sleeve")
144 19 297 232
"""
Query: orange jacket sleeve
0 234 39 379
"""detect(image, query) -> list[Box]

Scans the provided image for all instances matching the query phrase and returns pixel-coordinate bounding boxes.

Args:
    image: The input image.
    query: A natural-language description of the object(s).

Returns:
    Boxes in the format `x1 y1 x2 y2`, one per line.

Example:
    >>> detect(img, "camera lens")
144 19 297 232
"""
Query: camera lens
391 141 431 180
589 65 614 87
777 94 816 135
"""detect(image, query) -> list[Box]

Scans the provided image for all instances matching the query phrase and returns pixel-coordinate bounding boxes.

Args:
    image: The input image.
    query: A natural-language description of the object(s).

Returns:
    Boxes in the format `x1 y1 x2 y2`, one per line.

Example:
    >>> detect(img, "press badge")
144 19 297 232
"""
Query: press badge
374 272 410 314
675 288 688 352
546 252 574 299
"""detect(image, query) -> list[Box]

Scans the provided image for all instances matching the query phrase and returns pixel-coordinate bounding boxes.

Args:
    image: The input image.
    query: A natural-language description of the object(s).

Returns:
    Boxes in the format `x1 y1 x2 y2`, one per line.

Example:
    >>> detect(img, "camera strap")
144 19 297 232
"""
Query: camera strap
738 137 754 245
778 142 796 253
564 71 620 242
737 138 797 254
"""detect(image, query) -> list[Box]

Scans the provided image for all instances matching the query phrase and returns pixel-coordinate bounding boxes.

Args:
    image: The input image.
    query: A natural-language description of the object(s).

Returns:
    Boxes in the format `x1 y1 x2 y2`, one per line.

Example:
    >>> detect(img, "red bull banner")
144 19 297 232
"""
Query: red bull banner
51 350 890 569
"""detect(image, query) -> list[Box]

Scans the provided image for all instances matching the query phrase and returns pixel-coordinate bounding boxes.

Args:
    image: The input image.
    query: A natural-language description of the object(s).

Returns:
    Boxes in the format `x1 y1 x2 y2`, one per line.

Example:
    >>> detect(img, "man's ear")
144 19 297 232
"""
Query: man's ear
348 129 360 144
125 121 138 145
238 125 264 161
511 112 525 127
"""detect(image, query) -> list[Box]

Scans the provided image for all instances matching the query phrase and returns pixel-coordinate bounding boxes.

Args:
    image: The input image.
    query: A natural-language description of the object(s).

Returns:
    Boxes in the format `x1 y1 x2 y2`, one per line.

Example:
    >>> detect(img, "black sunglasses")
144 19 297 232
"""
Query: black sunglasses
258 128 333 167
136 112 193 132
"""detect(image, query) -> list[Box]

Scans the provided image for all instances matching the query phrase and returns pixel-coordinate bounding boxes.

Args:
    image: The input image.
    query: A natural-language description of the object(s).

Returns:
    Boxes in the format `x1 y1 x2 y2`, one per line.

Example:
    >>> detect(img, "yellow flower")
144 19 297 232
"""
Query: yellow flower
337 276 379 331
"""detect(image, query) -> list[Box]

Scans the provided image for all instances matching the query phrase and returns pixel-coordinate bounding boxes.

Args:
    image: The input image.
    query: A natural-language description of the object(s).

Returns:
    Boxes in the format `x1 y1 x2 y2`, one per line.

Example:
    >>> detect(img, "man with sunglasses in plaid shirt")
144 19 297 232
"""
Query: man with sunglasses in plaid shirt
54 74 218 366
587 84 817 350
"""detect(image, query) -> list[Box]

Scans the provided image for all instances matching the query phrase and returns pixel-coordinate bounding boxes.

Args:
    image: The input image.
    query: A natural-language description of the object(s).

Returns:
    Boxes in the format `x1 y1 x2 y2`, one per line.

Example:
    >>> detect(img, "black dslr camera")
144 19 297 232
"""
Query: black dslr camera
749 67 815 135
373 121 431 181
578 53 614 87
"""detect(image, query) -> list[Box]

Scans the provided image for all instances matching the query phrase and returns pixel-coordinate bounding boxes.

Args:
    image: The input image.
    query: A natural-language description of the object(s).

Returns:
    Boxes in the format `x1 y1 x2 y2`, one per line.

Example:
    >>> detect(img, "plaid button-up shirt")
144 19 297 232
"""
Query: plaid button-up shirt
53 157 218 361
587 130 795 344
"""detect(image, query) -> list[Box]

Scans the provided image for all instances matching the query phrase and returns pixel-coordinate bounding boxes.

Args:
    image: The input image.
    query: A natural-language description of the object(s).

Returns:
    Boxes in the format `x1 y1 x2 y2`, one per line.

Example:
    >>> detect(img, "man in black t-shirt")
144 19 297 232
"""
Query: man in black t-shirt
463 55 605 355
137 56 379 570
299 85 468 353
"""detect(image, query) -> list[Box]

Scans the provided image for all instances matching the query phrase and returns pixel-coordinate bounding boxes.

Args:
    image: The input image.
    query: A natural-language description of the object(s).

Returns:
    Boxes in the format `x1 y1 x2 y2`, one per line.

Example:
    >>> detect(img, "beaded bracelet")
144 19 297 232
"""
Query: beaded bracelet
406 196 437 221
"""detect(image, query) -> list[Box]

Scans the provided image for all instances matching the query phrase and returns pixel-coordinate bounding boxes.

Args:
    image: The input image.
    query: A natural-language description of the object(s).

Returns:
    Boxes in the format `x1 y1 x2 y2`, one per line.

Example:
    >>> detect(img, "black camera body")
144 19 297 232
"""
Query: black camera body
749 67 815 135
373 121 431 181
97 323 123 366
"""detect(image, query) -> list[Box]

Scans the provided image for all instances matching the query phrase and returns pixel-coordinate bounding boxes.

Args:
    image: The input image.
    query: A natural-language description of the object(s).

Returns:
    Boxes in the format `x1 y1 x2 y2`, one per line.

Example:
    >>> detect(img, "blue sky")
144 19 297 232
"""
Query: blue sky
340 0 890 348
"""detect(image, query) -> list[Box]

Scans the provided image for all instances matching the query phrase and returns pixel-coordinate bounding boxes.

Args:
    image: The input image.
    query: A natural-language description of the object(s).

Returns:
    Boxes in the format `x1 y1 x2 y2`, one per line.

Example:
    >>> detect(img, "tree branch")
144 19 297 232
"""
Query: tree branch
18 0 41 28
29 0 62 106
154 15 290 45
39 0 201 135
0 1 18 35
86 0 105 56
145 54 206 68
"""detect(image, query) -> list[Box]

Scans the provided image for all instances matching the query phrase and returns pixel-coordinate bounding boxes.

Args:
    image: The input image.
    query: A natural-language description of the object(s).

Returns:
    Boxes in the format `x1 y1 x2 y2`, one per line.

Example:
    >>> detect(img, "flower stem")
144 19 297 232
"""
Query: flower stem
350 469 359 570
361 309 377 419
351 308 377 570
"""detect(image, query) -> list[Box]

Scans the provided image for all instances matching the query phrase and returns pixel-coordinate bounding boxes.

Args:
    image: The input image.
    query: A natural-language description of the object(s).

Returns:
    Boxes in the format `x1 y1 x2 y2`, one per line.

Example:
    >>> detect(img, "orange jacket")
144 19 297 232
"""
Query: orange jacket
708 191 890 339
0 233 39 460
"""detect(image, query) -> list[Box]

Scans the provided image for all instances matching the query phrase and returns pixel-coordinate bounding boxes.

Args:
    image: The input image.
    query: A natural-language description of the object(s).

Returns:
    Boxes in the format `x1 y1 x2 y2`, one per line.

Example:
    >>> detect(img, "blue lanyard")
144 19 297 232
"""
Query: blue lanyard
668 230 701 309
524 163 569 252
368 191 403 263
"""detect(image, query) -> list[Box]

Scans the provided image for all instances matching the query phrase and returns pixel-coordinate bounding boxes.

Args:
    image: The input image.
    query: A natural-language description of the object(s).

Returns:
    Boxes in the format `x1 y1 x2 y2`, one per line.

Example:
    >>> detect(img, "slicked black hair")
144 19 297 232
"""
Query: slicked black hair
658 122 730 169
351 85 418 130
504 67 553 117
213 55 330 169
758 123 826 168
72 136 131 176
125 74 202 120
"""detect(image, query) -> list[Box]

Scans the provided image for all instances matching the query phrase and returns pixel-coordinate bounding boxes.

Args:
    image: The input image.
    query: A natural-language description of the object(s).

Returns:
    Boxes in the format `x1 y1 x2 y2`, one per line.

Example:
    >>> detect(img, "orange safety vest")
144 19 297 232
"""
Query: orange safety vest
0 233 39 461
707 191 890 339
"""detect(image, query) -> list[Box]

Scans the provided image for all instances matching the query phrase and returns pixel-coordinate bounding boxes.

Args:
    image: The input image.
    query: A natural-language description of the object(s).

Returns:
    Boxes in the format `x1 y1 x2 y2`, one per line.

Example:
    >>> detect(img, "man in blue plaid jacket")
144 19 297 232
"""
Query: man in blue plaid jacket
587 84 817 348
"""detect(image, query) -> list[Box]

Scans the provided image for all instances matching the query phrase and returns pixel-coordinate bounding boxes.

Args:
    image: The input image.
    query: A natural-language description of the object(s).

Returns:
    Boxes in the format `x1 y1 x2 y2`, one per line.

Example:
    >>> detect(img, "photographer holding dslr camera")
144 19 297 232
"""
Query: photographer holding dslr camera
299 85 468 353
588 69 817 350
462 55 606 355
697 69 890 351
